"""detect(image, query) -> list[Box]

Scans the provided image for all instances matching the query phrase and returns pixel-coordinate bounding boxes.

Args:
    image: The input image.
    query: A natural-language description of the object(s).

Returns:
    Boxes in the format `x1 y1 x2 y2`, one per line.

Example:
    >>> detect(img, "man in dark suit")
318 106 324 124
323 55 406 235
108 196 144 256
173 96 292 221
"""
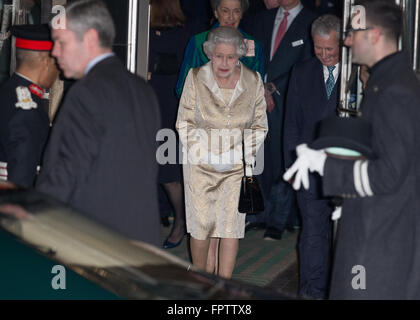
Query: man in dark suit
283 14 341 299
0 24 58 187
36 0 161 247
248 0 316 240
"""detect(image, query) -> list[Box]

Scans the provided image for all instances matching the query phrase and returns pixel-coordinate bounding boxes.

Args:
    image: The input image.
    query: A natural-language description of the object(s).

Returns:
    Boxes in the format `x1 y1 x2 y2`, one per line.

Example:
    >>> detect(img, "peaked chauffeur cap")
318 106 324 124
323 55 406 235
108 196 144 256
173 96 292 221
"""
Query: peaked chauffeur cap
11 24 53 51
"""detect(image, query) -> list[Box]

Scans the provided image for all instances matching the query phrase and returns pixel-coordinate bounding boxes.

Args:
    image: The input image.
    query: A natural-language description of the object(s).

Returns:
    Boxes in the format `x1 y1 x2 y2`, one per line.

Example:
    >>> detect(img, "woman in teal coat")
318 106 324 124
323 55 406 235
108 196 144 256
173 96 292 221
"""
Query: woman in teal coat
175 0 265 98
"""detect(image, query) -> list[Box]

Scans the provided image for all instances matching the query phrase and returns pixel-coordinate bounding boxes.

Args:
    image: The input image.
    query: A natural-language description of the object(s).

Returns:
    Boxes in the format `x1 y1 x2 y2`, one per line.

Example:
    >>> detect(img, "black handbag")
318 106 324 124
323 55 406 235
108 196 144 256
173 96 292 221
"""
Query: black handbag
238 136 264 214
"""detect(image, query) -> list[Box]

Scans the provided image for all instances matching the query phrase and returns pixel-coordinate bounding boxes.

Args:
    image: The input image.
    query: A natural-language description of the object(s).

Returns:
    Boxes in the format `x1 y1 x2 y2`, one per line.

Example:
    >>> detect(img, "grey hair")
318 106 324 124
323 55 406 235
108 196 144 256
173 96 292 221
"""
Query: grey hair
311 14 341 39
65 0 116 48
203 26 248 58
210 0 249 12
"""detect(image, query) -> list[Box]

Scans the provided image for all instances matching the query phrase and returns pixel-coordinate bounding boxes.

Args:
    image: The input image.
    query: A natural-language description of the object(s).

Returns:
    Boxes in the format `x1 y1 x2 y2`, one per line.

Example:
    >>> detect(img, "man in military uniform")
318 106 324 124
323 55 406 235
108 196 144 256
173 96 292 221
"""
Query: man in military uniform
0 24 58 187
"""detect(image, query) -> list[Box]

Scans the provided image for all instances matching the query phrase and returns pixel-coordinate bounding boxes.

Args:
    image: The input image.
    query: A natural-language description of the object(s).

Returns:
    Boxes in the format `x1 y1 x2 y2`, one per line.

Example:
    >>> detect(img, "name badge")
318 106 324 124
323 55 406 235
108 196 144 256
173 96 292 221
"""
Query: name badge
292 39 304 47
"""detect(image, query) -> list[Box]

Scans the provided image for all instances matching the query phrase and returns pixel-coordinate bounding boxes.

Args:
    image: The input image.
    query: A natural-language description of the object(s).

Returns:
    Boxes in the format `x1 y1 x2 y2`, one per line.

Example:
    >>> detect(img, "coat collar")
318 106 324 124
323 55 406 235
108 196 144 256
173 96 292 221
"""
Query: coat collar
196 61 247 106
367 51 409 89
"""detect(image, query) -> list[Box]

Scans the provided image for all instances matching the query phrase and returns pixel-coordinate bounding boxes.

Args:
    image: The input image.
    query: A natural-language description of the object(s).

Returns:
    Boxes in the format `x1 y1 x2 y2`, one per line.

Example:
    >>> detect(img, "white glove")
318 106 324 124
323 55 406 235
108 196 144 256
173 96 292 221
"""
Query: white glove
331 206 342 221
209 150 235 172
245 165 253 177
283 144 327 190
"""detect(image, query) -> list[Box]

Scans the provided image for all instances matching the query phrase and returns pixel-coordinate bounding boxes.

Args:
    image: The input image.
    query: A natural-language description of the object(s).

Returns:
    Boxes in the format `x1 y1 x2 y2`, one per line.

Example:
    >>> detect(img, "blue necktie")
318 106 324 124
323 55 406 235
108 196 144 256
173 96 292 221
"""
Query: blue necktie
325 65 336 99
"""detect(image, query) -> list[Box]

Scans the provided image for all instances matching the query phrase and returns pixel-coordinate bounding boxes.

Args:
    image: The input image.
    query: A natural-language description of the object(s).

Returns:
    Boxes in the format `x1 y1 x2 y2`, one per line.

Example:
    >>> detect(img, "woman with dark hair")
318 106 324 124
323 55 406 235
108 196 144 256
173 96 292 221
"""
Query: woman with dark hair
149 0 193 249
175 0 265 98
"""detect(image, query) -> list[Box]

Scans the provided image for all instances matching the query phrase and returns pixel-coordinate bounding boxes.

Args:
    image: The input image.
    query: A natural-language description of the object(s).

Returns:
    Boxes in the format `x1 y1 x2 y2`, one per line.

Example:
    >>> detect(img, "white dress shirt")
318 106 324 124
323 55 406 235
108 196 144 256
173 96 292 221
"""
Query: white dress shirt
270 3 304 60
84 52 115 75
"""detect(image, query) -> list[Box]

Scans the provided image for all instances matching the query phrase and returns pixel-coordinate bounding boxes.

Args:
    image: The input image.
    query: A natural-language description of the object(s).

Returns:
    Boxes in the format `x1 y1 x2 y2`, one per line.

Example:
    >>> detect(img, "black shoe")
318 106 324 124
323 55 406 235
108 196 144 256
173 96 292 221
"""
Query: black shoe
162 235 184 249
263 227 283 240
245 222 266 233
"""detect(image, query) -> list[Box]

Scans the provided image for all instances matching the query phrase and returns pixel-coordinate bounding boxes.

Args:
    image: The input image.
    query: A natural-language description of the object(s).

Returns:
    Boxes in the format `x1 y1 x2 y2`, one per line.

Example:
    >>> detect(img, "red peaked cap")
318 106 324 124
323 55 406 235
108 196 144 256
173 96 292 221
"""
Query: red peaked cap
11 24 53 51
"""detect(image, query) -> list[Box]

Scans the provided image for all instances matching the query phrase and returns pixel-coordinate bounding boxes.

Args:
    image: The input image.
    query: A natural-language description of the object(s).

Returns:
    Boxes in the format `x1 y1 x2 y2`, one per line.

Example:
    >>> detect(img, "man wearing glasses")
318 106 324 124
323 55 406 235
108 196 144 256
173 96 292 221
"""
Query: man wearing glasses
284 0 420 299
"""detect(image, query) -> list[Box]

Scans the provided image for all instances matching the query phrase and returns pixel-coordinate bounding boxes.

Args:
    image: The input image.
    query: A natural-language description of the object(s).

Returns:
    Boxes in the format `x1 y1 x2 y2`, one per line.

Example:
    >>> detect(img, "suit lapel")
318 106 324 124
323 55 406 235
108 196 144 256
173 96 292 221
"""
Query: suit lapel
327 80 340 114
270 8 308 64
229 65 246 106
314 60 328 102
263 9 279 63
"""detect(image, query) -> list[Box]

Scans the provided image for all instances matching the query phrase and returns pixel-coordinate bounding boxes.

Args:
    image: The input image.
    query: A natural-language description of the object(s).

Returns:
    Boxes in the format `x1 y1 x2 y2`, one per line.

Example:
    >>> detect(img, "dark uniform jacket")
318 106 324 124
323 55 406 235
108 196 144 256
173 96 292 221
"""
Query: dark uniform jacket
0 73 50 187
324 52 420 299
36 56 162 246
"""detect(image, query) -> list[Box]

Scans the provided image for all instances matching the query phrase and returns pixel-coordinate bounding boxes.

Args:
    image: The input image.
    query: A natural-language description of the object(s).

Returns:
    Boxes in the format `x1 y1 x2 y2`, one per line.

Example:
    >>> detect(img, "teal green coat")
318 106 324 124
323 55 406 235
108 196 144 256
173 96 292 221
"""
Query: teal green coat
175 26 265 98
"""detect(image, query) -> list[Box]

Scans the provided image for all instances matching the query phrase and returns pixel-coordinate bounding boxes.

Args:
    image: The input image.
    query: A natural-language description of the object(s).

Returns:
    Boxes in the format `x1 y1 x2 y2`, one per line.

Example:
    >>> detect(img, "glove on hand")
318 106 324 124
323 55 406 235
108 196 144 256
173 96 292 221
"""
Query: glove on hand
283 144 326 190
209 150 235 172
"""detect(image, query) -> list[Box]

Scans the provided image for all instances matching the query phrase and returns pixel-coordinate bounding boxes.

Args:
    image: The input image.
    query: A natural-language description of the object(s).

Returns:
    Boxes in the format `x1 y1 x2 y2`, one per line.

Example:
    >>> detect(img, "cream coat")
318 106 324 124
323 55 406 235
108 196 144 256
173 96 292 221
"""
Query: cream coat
176 62 268 239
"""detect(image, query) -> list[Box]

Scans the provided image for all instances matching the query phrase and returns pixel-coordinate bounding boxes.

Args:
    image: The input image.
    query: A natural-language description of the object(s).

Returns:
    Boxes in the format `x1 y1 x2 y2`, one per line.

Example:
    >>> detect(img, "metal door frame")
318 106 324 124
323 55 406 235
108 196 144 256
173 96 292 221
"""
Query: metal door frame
135 0 150 80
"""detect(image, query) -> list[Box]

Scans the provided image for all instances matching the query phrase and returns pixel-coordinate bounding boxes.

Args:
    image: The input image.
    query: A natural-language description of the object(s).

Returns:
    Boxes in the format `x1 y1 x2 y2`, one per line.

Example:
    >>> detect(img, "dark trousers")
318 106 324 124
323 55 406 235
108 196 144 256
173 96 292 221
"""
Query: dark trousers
297 189 333 299
265 180 296 230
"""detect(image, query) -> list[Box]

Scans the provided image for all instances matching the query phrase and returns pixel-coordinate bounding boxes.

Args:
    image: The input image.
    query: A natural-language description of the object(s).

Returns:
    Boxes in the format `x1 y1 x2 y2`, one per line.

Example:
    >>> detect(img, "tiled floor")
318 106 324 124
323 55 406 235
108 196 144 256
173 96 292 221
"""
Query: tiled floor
160 222 299 294
269 260 299 297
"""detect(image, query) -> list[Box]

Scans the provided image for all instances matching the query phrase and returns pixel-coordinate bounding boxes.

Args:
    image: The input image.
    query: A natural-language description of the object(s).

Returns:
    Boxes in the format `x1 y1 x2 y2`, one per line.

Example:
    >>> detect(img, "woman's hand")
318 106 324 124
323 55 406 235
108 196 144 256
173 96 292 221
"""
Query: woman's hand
264 83 277 112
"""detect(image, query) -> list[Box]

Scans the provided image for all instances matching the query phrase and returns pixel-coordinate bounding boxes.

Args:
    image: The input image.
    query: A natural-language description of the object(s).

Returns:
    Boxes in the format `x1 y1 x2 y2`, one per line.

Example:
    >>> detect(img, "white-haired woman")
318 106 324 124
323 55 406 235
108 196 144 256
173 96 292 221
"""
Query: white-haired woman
176 26 268 278
175 0 264 98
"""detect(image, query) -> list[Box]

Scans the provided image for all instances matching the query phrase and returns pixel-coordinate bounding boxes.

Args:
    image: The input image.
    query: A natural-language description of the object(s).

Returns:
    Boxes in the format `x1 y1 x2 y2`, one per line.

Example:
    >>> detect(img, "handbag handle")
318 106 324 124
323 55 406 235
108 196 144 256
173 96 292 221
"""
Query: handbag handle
242 130 253 178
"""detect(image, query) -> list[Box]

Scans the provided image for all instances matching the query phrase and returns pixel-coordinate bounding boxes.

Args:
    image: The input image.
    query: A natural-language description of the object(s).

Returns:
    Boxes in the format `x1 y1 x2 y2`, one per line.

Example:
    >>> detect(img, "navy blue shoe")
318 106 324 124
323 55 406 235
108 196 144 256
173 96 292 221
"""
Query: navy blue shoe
263 227 283 240
162 235 184 249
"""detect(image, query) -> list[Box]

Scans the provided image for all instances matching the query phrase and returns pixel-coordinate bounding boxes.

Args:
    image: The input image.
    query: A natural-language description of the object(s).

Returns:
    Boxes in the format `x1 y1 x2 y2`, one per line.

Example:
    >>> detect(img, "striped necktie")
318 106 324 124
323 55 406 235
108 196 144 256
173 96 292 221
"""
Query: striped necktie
325 65 336 99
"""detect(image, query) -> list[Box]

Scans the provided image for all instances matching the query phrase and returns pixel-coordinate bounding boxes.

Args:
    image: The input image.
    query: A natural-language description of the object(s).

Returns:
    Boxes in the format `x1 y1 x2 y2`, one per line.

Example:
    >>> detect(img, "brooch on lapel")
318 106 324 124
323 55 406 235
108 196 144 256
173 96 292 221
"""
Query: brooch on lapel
15 86 37 110
244 39 255 57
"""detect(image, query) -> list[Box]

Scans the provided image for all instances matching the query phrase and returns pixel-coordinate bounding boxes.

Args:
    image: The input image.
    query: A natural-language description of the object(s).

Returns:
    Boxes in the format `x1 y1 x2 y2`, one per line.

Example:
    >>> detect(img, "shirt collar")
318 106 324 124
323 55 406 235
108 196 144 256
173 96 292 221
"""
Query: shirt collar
15 72 36 85
279 2 303 20
323 62 340 71
84 52 115 75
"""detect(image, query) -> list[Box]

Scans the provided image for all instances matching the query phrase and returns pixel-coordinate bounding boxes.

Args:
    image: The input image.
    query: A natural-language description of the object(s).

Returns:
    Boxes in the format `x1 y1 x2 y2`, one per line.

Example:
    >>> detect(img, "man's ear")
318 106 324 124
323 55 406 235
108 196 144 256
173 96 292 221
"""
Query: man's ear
370 27 382 45
214 10 219 19
84 28 100 48
40 53 50 68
